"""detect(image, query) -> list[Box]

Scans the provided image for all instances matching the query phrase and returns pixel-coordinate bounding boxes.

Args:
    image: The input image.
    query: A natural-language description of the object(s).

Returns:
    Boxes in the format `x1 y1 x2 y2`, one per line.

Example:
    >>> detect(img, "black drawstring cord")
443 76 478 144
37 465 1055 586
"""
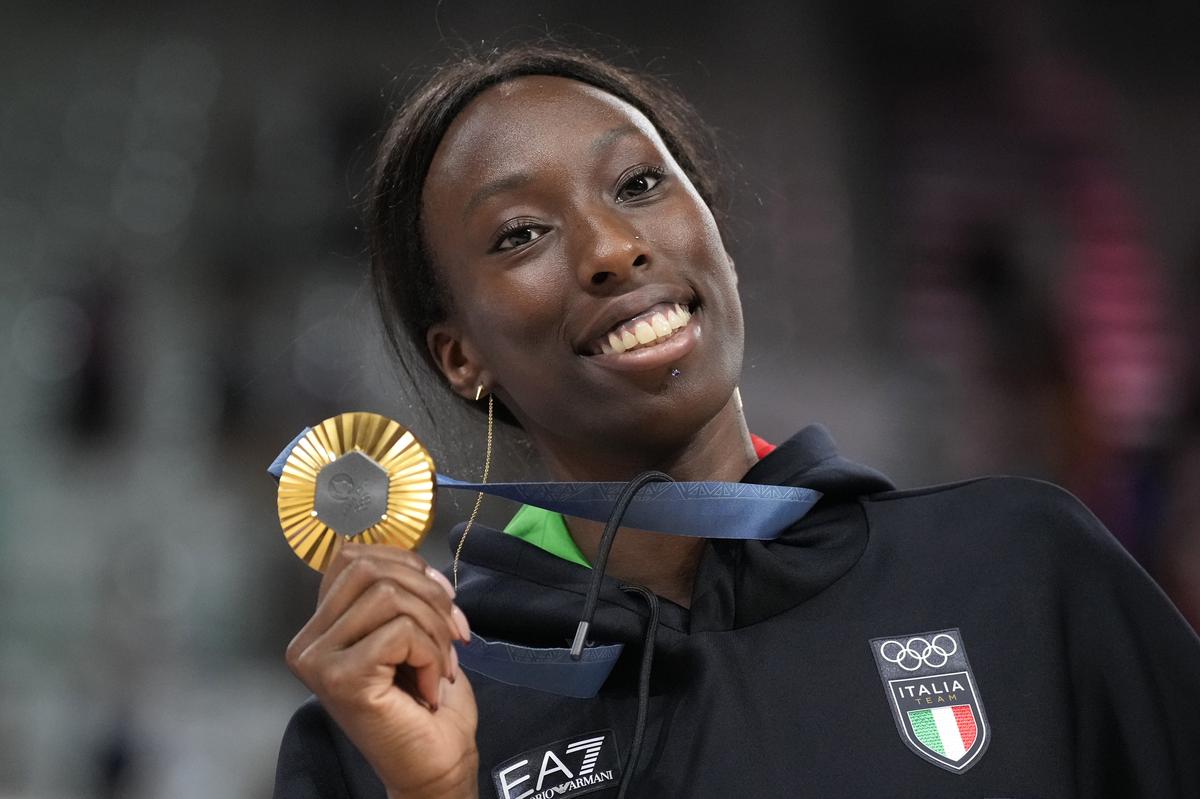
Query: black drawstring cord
616 584 659 799
567 470 672 797
570 470 673 659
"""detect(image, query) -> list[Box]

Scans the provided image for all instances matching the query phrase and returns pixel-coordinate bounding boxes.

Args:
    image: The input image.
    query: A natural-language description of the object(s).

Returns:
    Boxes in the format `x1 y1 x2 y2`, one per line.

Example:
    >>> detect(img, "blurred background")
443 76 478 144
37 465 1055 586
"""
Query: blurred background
1 1 1197 796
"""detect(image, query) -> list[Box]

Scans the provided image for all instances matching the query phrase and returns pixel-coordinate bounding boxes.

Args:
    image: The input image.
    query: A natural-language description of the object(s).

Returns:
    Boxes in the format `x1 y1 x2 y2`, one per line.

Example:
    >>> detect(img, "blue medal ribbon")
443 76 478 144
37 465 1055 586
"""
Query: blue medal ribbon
267 427 821 541
436 474 819 540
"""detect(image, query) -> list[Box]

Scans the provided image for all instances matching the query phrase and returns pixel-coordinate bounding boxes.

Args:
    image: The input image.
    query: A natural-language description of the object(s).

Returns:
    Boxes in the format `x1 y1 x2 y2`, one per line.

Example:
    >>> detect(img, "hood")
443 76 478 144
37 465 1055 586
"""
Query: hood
452 425 894 650
742 424 893 501
691 424 894 629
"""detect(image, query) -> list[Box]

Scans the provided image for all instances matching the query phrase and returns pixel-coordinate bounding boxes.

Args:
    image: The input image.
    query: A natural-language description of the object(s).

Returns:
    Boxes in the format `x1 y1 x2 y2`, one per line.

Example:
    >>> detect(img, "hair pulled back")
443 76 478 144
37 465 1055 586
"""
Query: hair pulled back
368 41 724 415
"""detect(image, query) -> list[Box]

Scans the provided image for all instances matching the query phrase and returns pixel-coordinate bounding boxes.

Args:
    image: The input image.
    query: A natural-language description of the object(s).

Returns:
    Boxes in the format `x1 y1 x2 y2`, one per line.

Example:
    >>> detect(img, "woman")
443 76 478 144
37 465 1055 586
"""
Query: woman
273 43 1200 798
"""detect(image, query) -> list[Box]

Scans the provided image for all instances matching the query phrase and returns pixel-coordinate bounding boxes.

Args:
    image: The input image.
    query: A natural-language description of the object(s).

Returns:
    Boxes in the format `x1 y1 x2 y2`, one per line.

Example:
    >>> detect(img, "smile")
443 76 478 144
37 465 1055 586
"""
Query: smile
587 302 693 355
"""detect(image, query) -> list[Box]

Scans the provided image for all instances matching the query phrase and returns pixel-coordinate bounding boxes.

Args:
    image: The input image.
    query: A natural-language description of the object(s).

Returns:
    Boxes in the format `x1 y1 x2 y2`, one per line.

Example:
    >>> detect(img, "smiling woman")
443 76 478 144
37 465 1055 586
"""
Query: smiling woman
273 42 1200 799
418 74 744 476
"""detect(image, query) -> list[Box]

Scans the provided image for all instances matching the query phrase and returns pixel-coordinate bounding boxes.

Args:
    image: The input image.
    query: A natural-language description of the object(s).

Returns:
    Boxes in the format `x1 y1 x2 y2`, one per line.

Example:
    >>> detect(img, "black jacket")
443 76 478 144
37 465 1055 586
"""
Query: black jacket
274 426 1200 798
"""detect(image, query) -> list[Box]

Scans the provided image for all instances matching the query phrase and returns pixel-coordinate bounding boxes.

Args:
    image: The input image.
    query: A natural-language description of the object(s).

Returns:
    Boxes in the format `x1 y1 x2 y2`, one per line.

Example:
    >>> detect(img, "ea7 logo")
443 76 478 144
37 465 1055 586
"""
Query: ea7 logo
491 729 621 799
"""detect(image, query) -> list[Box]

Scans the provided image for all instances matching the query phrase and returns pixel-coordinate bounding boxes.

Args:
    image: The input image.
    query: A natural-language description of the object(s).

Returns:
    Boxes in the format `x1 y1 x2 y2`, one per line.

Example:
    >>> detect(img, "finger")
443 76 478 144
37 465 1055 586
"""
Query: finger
450 604 472 642
297 549 452 655
415 666 445 713
327 550 459 635
318 577 456 679
349 614 447 709
319 543 429 605
328 544 459 608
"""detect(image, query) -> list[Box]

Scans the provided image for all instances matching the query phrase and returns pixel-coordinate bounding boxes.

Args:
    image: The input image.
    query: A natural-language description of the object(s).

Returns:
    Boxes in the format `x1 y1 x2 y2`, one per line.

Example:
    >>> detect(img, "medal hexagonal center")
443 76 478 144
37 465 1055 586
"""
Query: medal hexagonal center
314 450 390 536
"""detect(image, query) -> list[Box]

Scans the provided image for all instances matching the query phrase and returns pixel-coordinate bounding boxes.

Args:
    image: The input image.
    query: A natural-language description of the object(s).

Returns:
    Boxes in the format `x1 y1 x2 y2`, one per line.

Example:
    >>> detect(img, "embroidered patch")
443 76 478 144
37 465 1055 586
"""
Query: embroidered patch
491 729 621 799
869 628 990 773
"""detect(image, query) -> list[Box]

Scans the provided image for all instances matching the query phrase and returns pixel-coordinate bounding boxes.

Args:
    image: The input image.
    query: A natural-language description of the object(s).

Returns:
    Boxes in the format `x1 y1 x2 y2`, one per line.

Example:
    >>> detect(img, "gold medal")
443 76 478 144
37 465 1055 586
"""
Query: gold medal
275 412 436 571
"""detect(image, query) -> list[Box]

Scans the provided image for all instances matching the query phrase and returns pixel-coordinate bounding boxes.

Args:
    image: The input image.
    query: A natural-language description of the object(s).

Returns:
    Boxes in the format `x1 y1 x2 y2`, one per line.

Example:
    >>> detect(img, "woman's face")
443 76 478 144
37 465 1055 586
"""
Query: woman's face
421 75 744 462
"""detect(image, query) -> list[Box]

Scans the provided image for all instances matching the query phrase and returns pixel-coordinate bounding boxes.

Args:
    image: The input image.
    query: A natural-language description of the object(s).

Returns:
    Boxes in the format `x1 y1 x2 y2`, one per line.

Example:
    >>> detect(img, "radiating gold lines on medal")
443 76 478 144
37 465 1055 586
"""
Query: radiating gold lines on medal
276 412 436 571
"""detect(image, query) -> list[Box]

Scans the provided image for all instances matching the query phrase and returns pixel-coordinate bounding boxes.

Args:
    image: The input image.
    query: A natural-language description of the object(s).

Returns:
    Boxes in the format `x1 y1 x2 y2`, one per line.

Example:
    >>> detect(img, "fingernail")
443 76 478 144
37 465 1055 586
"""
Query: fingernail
451 605 471 642
425 566 456 599
449 645 459 682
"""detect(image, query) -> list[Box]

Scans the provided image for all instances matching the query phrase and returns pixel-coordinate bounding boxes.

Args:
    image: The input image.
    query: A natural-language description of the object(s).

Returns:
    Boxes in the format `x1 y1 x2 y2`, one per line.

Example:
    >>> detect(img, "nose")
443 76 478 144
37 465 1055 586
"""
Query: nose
574 211 649 289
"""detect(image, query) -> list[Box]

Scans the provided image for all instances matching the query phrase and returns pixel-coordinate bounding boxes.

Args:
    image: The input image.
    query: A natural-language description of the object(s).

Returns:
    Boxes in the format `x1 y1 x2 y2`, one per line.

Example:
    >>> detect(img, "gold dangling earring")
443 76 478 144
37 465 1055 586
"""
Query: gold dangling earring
453 386 494 590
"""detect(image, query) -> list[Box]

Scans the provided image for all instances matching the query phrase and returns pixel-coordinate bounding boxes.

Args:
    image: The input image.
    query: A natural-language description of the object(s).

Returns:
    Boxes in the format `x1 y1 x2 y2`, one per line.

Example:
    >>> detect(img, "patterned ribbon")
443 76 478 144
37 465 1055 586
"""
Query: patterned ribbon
435 475 820 539
267 427 821 540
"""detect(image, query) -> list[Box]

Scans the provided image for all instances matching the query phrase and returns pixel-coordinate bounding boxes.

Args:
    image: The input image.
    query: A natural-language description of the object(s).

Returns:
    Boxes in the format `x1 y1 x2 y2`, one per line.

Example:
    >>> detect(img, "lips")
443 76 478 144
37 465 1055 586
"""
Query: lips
576 287 697 356
588 302 693 355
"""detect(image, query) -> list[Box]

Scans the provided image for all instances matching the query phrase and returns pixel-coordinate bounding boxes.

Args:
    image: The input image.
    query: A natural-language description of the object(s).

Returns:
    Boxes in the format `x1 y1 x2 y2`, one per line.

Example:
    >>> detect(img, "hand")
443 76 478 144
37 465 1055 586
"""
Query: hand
286 542 479 798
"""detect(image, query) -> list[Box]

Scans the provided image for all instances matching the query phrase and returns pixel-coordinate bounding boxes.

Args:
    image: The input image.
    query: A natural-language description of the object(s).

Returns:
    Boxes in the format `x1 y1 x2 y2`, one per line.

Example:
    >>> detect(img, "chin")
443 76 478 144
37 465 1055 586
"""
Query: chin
590 360 741 455
510 319 744 462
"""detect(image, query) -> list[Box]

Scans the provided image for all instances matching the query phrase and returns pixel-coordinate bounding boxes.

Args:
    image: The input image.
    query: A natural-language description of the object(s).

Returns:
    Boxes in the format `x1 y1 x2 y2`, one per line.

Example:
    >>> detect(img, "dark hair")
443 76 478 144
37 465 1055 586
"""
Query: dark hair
367 41 725 422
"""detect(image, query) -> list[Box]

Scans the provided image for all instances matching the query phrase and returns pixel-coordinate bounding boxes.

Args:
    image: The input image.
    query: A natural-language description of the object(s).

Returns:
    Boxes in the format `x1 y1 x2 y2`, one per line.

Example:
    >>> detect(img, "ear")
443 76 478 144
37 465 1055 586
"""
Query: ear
426 321 492 400
726 251 738 283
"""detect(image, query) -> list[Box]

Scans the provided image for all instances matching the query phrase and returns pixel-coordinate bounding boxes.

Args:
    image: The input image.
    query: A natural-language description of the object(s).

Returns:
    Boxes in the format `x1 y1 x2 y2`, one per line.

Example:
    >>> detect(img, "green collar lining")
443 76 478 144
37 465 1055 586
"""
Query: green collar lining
501 436 777 568
503 504 591 568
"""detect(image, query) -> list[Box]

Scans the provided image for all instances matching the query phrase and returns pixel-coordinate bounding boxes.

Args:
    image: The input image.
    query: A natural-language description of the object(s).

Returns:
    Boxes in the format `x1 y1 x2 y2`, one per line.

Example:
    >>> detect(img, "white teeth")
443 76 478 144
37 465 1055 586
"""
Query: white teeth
594 302 695 355
634 321 656 344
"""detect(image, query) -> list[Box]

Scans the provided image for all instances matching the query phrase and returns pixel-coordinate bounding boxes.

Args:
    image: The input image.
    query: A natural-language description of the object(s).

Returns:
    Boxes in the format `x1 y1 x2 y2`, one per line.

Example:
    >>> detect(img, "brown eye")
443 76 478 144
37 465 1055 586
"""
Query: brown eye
616 168 665 203
495 225 546 251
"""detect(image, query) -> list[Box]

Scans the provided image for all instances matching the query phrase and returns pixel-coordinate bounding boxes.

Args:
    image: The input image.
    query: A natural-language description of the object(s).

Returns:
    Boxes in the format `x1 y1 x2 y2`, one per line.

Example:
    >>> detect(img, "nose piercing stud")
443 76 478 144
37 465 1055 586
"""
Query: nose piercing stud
671 369 681 377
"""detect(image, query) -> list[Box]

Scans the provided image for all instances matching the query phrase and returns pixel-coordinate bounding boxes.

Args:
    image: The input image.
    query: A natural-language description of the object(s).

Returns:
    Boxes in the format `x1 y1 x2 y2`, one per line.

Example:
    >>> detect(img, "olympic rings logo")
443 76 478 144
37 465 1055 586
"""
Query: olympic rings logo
879 634 958 671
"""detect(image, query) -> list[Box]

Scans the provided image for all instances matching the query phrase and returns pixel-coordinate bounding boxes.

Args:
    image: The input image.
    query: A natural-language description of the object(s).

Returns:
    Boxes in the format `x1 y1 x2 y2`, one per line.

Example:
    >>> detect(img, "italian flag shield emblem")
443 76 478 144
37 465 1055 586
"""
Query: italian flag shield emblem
908 705 978 762
870 628 991 772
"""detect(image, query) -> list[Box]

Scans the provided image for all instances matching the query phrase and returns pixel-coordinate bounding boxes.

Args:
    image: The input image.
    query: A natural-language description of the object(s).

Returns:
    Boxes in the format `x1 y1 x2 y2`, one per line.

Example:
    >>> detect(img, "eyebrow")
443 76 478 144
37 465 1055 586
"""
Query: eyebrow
590 123 640 153
461 125 644 221
462 172 533 221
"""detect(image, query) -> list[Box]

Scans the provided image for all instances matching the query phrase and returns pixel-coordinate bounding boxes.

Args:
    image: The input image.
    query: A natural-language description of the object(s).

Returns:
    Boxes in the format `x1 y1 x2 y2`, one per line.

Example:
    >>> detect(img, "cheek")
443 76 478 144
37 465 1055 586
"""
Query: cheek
649 194 727 267
662 196 744 347
459 262 568 359
650 197 739 317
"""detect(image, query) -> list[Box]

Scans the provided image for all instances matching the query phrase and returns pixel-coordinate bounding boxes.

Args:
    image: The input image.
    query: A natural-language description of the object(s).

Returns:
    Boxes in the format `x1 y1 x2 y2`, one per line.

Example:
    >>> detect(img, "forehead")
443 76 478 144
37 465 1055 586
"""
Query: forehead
427 75 667 191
